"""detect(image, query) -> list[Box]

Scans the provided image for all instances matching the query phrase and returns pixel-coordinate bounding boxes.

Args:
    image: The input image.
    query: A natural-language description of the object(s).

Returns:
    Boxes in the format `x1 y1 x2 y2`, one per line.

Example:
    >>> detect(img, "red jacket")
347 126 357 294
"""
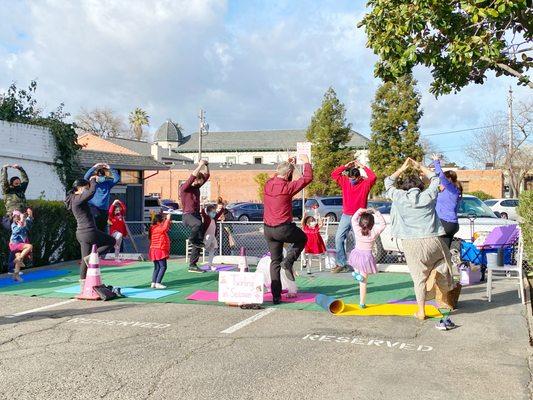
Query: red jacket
331 165 376 215
149 219 171 260
108 200 128 237
264 163 313 226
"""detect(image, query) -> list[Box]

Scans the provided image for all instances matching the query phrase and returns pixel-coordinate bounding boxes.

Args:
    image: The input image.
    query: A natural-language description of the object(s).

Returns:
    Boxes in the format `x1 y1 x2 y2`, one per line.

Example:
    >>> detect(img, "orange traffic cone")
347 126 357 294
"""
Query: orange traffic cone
77 244 103 300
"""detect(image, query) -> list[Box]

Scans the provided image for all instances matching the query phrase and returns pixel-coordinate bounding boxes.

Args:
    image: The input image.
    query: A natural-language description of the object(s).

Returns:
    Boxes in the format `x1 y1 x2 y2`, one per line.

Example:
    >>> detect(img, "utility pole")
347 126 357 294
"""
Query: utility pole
507 87 514 197
198 109 209 161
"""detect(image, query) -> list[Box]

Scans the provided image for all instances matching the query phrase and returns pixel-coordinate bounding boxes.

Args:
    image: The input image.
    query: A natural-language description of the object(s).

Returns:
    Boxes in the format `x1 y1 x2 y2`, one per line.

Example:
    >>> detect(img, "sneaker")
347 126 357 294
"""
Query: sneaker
331 265 349 274
188 266 205 274
210 265 217 272
306 269 312 275
359 303 366 309
444 317 457 330
273 297 281 305
352 272 364 282
154 283 167 289
150 283 156 288
435 320 448 331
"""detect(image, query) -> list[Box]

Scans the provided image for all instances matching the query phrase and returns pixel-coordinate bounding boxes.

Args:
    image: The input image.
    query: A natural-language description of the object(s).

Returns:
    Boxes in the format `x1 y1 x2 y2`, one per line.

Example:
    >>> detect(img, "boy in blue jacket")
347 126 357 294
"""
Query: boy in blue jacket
84 163 120 232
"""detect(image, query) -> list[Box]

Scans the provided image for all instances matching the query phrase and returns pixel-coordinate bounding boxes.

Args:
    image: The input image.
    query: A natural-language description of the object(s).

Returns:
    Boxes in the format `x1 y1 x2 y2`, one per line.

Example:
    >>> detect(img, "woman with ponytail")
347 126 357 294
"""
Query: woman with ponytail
348 207 386 308
65 176 116 285
431 154 463 249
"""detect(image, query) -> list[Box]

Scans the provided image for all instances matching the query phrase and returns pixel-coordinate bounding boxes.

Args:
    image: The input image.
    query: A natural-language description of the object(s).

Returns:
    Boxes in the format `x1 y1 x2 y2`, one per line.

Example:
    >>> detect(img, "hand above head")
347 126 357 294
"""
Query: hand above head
299 154 309 164
430 153 441 161
353 160 363 168
89 175 98 181
344 161 355 168
26 208 33 217
12 164 20 169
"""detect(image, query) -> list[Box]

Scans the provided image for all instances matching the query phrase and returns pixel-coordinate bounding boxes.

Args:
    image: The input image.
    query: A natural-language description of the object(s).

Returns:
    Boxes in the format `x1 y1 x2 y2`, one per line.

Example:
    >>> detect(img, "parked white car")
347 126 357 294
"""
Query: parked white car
484 198 519 220
375 195 516 259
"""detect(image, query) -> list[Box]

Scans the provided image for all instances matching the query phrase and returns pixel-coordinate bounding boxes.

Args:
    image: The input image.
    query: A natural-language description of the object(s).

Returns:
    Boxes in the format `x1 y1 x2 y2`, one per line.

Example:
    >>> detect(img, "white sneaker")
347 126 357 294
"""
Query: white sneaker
150 283 156 288
154 283 167 289
210 265 217 272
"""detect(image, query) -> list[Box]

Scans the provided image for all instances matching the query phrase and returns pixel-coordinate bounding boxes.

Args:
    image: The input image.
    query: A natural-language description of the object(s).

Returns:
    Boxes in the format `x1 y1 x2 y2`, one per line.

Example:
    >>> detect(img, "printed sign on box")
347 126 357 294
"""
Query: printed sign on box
296 142 312 165
218 271 264 304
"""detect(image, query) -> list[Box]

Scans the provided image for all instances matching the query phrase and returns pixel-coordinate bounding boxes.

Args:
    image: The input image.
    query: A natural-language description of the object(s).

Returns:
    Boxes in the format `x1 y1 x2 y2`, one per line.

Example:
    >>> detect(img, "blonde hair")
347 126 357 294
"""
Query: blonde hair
276 161 295 177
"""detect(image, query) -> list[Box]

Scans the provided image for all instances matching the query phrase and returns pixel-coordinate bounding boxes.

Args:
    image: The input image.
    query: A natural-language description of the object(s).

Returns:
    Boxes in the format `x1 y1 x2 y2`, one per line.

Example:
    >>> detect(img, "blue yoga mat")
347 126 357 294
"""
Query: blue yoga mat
0 269 69 288
55 285 177 299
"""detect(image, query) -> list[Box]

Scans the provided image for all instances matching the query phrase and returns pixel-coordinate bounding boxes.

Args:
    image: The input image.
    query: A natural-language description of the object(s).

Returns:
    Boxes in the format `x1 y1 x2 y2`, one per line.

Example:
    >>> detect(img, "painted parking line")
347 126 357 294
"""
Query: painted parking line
67 317 171 330
220 308 276 334
4 299 77 319
302 333 434 352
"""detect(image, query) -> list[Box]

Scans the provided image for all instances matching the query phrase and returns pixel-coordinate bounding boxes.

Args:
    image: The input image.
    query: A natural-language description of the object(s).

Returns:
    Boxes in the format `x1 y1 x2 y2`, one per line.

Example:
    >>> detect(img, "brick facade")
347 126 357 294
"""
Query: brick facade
455 169 504 198
78 133 138 155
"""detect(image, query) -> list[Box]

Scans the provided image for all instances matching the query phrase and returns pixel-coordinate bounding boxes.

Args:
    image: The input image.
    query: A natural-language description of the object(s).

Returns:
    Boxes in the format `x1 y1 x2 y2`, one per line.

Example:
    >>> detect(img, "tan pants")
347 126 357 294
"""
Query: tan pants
402 237 453 303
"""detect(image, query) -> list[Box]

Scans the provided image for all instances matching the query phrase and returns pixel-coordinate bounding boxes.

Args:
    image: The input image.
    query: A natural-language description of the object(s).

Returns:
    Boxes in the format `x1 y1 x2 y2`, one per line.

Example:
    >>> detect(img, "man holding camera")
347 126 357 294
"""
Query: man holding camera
330 160 376 273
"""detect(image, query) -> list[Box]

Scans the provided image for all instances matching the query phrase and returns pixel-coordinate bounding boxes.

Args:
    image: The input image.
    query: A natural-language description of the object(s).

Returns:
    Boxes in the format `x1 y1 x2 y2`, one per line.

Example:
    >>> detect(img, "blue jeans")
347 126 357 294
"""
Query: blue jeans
152 259 167 284
335 214 354 267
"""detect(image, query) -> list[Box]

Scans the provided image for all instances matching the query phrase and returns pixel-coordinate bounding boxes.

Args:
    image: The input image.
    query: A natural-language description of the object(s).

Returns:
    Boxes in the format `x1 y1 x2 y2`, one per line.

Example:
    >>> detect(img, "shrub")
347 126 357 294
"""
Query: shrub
254 173 271 201
518 190 532 261
465 191 492 201
0 199 80 272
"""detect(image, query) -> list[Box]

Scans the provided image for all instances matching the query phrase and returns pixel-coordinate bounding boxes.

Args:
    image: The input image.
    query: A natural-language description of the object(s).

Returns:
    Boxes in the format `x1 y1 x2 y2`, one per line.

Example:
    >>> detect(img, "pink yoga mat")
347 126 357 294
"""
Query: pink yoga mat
186 290 317 303
199 264 238 272
99 259 136 266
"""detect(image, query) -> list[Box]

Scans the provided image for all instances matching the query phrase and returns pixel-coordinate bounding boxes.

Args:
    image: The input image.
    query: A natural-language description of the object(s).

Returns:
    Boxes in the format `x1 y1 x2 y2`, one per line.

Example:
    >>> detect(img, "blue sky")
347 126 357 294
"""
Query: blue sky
0 0 530 166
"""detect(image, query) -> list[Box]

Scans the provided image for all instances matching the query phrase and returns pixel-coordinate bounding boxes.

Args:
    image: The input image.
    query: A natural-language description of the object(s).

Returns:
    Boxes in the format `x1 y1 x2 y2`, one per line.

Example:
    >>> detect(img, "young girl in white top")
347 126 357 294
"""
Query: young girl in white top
348 208 386 308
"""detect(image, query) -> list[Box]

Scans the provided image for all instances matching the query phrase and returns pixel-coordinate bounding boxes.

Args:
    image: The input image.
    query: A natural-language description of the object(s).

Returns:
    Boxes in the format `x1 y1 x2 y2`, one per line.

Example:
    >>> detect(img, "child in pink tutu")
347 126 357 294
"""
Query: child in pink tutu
348 208 386 308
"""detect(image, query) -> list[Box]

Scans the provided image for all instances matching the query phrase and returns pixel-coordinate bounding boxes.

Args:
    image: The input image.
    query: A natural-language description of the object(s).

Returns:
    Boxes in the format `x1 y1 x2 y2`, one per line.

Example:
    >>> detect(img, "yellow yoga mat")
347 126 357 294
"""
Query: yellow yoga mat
314 294 442 318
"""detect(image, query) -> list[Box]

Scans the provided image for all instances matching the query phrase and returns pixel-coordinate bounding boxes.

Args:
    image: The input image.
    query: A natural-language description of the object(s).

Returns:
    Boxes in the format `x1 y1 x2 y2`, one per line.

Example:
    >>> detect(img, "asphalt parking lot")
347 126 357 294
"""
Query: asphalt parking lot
0 277 531 400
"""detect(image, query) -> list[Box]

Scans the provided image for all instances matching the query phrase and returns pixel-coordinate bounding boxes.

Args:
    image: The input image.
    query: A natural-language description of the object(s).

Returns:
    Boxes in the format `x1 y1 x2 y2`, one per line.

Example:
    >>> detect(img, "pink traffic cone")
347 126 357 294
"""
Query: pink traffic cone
77 244 103 300
238 247 249 272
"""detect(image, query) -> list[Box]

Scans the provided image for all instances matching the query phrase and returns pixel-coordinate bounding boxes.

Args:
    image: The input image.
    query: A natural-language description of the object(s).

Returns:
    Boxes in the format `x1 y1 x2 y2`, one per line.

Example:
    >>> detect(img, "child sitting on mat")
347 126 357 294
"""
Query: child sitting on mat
201 203 225 271
302 215 326 274
348 208 386 308
9 209 34 282
149 212 171 289
108 199 128 259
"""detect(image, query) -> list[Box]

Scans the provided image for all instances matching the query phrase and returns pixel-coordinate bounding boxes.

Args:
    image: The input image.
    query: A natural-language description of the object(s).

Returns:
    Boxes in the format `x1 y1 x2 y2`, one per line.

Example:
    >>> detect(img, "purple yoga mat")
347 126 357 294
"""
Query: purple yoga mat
199 264 238 272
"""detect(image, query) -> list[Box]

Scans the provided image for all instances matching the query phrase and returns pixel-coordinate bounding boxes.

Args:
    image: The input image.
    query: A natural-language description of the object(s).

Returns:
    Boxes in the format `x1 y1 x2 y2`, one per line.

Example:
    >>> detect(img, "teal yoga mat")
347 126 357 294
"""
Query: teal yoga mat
55 285 178 299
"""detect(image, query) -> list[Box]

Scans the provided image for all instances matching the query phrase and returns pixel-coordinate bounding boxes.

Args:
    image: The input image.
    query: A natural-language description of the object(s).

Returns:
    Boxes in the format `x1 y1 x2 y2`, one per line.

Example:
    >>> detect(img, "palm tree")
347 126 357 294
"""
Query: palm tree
128 108 150 141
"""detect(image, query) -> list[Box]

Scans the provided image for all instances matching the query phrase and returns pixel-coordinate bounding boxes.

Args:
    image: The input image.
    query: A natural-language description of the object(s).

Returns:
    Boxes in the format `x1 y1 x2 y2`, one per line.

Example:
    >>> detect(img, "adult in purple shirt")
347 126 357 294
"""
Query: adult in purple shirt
179 160 210 273
431 154 463 249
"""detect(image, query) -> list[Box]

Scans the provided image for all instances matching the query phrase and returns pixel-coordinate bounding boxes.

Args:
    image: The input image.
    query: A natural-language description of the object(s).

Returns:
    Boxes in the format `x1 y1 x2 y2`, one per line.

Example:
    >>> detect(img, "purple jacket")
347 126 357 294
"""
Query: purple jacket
433 160 460 223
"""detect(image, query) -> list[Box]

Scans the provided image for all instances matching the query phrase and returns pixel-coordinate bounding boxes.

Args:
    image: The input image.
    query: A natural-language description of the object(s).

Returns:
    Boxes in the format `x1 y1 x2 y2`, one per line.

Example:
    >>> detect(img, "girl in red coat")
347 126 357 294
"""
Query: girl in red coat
302 215 326 274
108 199 128 259
149 212 171 289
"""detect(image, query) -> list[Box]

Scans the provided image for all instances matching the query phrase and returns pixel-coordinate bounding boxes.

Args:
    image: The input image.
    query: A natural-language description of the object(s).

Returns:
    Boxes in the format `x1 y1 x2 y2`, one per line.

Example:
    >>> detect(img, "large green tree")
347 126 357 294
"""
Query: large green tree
306 87 352 196
368 75 424 195
358 0 532 96
0 81 80 188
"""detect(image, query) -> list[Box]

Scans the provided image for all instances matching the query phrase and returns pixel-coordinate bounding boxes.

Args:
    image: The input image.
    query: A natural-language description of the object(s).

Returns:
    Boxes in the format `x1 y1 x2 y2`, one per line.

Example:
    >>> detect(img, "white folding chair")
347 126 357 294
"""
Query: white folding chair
185 239 206 263
486 228 525 304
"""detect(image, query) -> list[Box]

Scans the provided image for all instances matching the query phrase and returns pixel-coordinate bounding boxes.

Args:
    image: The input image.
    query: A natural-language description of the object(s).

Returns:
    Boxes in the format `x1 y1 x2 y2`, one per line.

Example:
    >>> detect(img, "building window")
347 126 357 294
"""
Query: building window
226 156 236 164
120 170 142 184
254 157 263 164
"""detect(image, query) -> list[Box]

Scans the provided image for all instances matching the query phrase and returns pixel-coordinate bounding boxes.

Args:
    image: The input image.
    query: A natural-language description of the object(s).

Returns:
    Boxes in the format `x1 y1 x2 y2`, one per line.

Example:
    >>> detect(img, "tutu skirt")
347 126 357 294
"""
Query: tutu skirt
348 249 378 275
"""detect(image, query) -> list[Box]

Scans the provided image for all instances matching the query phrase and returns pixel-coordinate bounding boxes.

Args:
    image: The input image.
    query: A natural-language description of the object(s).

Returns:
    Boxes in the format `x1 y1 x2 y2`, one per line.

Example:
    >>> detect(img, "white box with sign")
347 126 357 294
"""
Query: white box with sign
218 271 264 304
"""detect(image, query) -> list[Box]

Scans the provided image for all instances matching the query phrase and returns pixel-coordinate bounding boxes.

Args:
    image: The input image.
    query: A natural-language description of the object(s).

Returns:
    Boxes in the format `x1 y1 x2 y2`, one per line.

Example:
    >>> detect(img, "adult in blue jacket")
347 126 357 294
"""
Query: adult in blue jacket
83 163 120 232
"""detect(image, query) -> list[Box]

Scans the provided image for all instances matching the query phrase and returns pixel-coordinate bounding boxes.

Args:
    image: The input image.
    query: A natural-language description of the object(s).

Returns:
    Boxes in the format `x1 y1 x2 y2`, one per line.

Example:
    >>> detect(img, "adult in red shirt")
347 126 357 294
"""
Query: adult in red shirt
263 154 313 304
108 199 128 259
331 160 376 273
180 160 210 273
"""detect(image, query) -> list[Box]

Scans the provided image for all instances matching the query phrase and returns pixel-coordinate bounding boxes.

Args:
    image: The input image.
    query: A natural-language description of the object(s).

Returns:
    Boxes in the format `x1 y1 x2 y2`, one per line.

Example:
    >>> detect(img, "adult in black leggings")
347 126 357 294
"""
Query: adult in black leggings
65 177 116 281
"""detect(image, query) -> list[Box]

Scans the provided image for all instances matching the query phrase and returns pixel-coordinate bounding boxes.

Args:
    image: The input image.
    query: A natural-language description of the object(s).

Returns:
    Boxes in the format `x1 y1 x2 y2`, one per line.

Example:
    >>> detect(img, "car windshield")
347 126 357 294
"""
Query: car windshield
484 200 498 206
145 199 159 207
458 197 498 218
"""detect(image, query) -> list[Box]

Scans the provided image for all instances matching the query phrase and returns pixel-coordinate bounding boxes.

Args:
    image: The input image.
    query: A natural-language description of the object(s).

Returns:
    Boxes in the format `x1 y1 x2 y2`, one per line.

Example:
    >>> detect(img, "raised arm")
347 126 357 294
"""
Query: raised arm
15 166 29 191
83 164 98 181
385 159 411 200
78 178 97 203
1 166 9 193
162 213 172 232
432 157 458 195
354 160 376 186
331 164 347 184
287 157 313 195
110 167 120 185
371 209 386 235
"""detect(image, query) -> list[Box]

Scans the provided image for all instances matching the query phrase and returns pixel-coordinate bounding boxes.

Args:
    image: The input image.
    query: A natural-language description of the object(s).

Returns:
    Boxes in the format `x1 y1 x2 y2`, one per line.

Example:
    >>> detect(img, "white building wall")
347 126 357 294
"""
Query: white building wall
0 121 65 201
187 149 370 166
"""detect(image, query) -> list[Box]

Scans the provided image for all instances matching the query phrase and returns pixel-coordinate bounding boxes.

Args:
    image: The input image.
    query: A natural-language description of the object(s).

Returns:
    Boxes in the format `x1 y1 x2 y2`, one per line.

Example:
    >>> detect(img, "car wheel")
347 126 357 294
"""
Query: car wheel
325 213 337 222
500 212 508 219
239 215 249 222
372 237 386 262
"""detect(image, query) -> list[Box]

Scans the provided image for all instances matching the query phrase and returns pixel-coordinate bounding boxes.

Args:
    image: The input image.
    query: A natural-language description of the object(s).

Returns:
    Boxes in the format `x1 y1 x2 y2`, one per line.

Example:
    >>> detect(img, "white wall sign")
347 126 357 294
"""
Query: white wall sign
218 271 264 304
296 142 312 164
200 181 211 201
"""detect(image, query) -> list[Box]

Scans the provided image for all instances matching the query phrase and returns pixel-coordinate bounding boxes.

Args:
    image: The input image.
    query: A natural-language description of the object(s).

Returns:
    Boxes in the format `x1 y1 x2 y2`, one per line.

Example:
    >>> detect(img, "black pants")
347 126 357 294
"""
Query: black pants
76 230 116 279
90 205 109 233
183 213 204 267
440 219 459 249
264 223 307 299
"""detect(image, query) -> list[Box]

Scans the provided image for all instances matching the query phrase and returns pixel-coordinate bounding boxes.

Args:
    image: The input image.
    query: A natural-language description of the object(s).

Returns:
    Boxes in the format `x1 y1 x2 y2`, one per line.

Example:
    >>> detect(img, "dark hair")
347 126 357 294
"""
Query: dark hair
347 168 361 179
71 178 90 194
444 170 463 194
196 172 206 182
398 174 425 191
206 204 216 212
96 168 106 176
303 216 316 226
9 176 20 186
359 212 375 236
151 213 164 226
217 197 224 205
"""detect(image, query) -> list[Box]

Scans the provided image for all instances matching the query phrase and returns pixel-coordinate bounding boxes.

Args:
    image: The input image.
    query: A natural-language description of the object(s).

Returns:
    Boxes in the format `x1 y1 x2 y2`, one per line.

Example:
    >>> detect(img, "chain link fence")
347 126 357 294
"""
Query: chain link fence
124 220 404 264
